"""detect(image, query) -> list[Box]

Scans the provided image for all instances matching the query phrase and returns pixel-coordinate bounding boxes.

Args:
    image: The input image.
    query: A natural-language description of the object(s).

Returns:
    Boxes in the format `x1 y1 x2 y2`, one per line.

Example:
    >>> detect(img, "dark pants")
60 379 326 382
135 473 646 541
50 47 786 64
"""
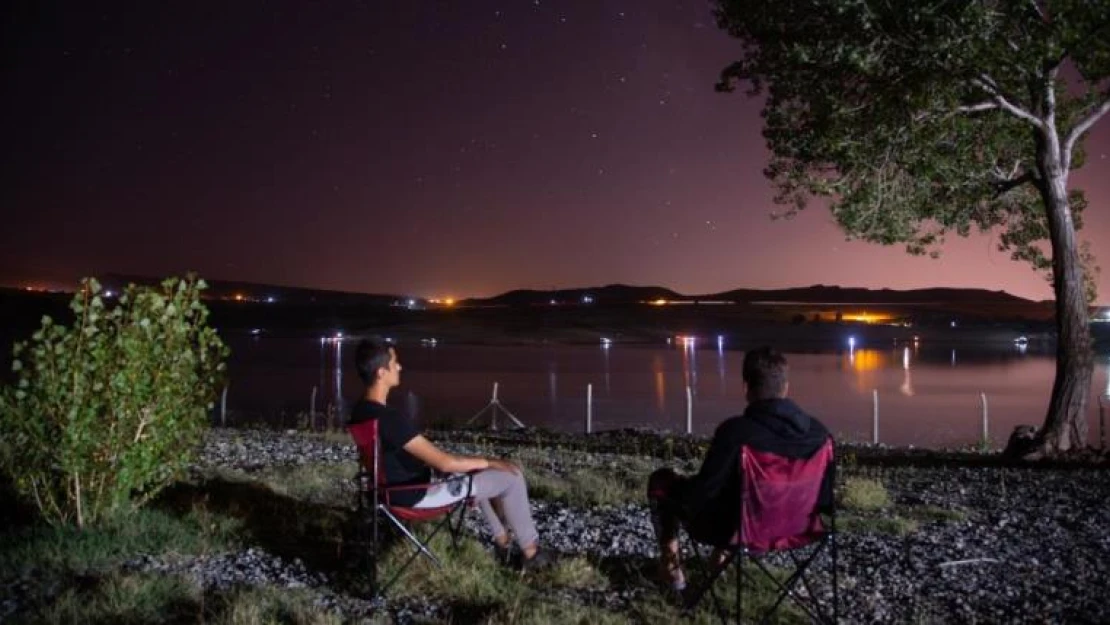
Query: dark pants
647 468 688 545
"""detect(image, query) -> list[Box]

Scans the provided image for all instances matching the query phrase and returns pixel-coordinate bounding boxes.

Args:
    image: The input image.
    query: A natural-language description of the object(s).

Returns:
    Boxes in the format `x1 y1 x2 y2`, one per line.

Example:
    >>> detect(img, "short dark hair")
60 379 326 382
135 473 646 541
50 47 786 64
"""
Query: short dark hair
355 337 393 384
742 346 788 399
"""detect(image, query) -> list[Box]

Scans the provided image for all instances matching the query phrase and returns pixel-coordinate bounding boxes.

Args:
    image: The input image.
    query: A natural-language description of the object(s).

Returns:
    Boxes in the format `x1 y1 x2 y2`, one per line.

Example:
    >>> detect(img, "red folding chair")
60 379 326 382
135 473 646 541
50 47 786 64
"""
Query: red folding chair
348 419 473 598
684 438 838 624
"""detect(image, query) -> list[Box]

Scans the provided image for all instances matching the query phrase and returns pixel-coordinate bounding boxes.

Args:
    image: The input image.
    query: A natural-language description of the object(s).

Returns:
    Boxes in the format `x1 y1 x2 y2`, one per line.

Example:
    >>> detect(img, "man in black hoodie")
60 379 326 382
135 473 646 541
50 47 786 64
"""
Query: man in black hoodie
647 346 834 591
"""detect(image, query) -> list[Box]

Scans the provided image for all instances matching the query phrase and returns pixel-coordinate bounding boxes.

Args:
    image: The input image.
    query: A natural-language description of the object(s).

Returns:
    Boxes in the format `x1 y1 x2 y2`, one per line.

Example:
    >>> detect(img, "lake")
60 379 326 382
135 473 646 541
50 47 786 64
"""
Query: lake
220 334 1110 449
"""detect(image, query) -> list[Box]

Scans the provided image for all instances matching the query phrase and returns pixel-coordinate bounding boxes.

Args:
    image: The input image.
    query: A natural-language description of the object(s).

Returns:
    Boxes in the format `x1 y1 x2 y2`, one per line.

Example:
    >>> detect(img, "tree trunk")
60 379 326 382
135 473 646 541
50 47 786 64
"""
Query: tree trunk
1033 134 1094 456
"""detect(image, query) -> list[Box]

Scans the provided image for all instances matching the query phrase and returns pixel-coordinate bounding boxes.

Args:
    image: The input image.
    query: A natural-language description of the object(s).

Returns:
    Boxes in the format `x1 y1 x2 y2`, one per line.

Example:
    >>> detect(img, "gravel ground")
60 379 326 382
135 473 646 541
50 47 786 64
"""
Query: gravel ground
5 428 1109 623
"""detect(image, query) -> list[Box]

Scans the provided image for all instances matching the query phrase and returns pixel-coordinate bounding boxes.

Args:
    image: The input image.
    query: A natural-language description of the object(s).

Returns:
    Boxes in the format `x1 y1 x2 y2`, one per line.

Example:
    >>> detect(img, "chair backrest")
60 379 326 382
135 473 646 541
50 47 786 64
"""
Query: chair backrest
734 438 833 553
348 418 384 488
348 418 455 516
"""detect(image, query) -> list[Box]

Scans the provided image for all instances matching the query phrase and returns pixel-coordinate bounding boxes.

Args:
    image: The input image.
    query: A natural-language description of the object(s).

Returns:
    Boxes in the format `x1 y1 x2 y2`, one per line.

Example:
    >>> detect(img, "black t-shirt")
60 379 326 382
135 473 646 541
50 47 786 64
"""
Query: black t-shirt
349 399 432 506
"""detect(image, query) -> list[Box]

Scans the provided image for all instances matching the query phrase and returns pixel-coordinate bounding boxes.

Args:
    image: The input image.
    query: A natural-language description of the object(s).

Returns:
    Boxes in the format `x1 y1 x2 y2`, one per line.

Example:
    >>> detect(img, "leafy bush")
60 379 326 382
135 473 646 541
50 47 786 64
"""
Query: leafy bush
0 276 227 528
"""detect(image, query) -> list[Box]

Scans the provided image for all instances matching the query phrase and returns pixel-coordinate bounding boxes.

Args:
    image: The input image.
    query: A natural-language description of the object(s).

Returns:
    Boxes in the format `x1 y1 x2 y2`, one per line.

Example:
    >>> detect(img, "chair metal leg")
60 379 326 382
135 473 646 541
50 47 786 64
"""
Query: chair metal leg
376 507 444 597
683 539 837 624
831 531 839 624
375 503 472 598
683 544 737 625
755 548 825 624
736 550 744 625
448 501 468 550
358 483 380 599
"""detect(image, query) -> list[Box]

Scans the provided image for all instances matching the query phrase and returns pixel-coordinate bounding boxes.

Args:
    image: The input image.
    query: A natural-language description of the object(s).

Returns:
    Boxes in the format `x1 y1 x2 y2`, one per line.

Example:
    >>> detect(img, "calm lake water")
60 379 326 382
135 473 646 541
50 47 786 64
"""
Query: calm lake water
222 334 1110 449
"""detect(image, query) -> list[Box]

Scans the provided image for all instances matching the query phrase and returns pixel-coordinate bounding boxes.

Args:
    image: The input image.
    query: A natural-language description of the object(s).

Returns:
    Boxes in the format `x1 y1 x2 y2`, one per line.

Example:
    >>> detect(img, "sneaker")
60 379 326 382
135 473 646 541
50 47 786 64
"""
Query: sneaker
658 560 686 592
492 543 515 566
519 547 556 572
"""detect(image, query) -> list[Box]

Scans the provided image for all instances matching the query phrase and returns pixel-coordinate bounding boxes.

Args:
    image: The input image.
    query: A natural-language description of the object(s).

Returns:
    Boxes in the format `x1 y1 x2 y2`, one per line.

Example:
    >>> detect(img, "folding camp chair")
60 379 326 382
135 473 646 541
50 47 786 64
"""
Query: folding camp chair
348 419 473 598
683 438 838 624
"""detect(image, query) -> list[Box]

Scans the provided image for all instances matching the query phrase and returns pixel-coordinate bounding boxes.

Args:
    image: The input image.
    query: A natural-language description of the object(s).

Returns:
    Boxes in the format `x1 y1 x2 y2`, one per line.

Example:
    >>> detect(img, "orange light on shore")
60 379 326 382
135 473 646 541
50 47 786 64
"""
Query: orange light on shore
652 298 668 306
841 311 894 324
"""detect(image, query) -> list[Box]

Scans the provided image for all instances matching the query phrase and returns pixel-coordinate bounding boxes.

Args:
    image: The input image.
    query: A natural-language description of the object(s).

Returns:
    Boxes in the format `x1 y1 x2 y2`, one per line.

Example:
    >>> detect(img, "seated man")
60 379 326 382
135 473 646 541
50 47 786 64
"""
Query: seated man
647 346 834 590
350 337 552 569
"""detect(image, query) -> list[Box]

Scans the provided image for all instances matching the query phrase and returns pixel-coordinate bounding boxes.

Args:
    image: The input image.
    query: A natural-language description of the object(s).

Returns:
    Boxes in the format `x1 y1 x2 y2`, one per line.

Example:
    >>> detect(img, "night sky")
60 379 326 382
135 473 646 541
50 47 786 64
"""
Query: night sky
3 1 1108 302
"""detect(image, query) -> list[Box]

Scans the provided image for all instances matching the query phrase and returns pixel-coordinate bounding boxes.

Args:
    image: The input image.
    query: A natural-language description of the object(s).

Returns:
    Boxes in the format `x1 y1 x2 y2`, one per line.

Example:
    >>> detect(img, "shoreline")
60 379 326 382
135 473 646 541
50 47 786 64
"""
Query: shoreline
4 427 1109 623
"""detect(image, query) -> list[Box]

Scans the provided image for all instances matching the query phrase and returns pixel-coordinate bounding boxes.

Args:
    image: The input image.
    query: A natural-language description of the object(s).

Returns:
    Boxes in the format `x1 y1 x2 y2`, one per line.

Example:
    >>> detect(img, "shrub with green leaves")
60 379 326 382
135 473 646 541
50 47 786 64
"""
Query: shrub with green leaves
0 276 227 528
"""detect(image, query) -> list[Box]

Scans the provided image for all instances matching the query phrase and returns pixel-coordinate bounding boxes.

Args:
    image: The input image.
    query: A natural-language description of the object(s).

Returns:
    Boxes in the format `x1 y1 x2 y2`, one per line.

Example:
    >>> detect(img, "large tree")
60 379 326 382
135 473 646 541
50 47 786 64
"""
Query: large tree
715 0 1109 455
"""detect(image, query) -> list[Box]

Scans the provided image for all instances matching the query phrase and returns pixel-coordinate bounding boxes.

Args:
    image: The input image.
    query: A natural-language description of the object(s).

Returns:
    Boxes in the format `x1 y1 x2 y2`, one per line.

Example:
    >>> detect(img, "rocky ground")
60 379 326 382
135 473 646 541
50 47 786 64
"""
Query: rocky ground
5 428 1110 623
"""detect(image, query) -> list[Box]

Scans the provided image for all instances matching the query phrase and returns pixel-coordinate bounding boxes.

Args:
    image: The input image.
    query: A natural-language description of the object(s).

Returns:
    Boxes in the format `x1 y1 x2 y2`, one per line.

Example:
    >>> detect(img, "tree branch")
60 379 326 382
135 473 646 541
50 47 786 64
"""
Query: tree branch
992 171 1035 198
957 102 998 114
1063 92 1110 171
1029 0 1048 23
991 160 1023 182
972 75 1044 129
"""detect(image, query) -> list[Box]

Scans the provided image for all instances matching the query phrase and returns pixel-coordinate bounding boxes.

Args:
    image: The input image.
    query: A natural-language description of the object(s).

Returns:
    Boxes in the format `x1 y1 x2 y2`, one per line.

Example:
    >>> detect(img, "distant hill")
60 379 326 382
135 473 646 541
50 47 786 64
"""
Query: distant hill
472 284 684 307
705 285 1038 305
98 274 403 306
471 283 1040 307
89 274 1045 310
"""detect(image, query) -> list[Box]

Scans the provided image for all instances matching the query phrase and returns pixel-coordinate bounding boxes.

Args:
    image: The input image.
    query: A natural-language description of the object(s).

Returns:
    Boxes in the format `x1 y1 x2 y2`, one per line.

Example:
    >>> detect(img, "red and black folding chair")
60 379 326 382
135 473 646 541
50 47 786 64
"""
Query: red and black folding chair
348 419 473 598
684 438 838 624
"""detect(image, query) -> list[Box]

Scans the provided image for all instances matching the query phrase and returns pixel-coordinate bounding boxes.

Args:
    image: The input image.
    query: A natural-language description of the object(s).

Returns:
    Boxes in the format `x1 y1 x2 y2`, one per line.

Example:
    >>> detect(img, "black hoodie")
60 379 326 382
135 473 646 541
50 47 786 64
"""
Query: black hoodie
683 397 834 542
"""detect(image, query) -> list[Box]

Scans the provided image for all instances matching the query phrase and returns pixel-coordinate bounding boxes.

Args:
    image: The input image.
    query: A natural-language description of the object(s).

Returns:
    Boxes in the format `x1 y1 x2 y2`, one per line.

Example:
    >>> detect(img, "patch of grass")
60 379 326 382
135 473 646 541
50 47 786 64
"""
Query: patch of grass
521 461 644 508
194 461 359 510
525 467 633 507
210 585 345 625
907 505 968 523
625 562 812 625
839 477 890 511
487 597 632 624
566 468 640 506
308 430 355 447
545 556 609 590
260 462 359 507
0 506 240 579
839 514 919 536
31 571 202 625
379 530 527 605
523 467 573 502
27 572 347 625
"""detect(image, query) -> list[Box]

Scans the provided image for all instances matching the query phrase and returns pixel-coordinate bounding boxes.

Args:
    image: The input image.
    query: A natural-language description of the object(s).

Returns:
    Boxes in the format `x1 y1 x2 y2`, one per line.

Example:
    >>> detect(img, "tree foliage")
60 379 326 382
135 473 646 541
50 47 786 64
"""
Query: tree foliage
715 0 1109 298
0 276 228 528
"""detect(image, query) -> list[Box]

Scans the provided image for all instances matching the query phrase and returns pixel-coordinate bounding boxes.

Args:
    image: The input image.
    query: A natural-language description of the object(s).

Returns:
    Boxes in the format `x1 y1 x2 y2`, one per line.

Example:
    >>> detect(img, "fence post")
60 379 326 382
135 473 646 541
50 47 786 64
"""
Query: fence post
872 389 879 445
491 382 499 430
685 385 693 435
586 383 593 434
1100 394 1107 450
310 386 318 430
220 384 229 427
980 392 989 447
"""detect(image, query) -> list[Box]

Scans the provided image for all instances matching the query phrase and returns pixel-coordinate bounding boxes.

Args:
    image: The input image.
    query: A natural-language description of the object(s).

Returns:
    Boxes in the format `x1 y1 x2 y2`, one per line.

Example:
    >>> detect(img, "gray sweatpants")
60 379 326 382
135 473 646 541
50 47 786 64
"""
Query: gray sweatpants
413 468 539 549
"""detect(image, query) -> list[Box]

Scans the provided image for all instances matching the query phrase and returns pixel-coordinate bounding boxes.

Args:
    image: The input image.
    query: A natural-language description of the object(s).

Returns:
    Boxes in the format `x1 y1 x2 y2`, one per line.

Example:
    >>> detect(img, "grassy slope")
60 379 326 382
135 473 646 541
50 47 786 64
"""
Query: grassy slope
0 431 981 624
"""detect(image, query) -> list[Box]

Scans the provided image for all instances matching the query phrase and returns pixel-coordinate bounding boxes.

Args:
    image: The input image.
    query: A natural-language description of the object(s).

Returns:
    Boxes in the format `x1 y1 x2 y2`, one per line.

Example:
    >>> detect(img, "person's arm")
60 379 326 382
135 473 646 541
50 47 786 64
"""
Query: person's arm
403 435 520 475
685 419 743 515
820 438 836 512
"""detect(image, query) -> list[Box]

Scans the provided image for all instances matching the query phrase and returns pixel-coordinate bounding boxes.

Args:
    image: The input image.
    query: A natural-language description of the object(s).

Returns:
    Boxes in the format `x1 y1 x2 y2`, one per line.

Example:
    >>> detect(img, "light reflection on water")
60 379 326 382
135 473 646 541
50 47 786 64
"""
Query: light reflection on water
223 336 1110 449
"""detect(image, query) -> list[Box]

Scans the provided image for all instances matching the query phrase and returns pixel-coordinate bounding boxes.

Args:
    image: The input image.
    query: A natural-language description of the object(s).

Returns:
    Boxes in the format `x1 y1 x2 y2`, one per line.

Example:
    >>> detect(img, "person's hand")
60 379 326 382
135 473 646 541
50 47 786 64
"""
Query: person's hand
486 458 521 475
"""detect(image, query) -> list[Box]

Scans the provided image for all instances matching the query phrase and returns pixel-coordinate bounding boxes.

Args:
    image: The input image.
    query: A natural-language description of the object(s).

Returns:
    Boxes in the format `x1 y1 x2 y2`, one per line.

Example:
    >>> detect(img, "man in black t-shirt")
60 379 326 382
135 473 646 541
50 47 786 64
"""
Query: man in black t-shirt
647 346 834 591
349 399 433 506
349 337 553 569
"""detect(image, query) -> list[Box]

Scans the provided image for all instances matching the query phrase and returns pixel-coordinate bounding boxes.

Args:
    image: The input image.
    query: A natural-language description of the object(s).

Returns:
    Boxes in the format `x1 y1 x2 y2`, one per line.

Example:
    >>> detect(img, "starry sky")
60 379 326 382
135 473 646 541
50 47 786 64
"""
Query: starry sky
3 1 1108 302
